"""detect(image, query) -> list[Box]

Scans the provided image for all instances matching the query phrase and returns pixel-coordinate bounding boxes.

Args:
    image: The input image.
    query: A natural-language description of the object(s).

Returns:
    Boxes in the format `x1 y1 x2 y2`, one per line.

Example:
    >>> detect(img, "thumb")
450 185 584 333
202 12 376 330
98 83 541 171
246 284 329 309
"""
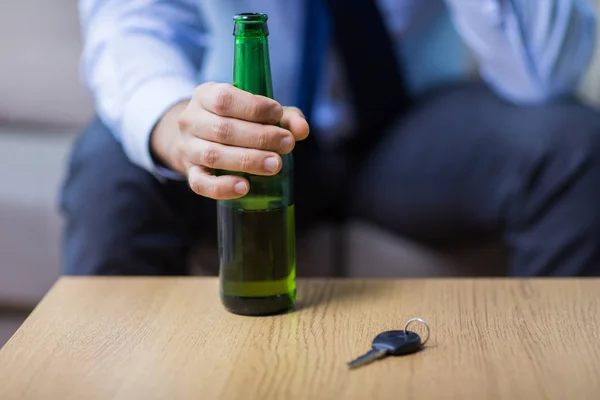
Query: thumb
281 106 310 141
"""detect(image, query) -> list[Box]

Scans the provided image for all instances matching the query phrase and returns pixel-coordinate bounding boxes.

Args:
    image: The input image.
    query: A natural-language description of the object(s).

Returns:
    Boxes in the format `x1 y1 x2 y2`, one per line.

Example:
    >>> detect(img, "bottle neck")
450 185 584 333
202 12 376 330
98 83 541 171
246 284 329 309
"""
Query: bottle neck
233 35 273 98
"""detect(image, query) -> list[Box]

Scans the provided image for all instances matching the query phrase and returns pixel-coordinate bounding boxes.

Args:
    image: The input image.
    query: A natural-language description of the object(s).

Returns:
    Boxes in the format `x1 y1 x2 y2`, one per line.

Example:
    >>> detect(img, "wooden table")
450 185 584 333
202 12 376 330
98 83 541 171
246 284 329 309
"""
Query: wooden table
1 277 599 399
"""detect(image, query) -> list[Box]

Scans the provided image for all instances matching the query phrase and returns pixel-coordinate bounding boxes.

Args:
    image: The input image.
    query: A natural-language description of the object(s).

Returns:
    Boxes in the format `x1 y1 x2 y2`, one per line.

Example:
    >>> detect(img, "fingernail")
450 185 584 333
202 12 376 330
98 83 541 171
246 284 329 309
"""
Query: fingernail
271 105 282 121
234 181 248 194
280 136 293 152
264 157 280 172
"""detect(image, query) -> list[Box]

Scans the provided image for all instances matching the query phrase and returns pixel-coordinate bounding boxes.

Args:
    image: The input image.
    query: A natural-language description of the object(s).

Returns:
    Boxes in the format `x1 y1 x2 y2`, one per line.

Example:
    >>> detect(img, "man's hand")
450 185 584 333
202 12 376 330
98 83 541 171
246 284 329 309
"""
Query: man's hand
150 82 310 200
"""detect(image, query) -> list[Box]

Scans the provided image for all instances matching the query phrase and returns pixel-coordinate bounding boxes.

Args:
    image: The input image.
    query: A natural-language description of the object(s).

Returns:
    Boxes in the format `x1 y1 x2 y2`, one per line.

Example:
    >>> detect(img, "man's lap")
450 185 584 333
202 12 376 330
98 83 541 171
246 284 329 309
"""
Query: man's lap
353 82 600 275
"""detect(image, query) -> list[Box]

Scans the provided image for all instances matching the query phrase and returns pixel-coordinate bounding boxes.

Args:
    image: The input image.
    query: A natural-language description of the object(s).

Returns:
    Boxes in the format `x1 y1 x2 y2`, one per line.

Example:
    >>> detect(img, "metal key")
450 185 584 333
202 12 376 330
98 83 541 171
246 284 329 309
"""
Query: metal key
347 330 423 369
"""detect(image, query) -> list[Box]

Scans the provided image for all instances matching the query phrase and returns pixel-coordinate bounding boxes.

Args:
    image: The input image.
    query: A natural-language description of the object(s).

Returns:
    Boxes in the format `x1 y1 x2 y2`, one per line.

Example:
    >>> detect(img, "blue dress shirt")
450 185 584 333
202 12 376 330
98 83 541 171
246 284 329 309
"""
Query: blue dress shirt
78 0 597 178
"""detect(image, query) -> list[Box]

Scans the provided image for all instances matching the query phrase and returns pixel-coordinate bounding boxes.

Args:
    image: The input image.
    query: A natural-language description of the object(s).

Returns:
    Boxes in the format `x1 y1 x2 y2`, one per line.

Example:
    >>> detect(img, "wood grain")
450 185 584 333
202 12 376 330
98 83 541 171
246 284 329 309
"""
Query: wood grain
1 277 599 399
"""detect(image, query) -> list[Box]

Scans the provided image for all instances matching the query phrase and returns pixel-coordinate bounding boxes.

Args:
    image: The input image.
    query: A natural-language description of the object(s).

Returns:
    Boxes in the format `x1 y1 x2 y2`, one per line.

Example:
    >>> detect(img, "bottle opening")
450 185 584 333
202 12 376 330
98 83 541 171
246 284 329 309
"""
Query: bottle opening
233 13 268 23
233 13 269 37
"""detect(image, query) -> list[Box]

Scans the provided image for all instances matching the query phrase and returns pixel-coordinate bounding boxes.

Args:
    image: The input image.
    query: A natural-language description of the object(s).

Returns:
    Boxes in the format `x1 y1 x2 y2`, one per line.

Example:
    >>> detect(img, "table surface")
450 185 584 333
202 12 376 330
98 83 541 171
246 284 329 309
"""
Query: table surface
1 277 599 400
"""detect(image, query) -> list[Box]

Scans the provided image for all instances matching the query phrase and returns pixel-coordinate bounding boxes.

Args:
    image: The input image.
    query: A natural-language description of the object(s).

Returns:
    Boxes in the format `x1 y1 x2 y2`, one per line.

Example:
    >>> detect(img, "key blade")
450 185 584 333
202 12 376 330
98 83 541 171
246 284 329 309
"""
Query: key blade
347 349 387 369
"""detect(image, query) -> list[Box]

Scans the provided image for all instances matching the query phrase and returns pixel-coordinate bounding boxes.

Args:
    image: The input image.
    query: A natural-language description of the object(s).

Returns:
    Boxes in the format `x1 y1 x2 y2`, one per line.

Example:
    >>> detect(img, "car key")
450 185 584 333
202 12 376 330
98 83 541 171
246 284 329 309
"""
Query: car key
347 330 423 369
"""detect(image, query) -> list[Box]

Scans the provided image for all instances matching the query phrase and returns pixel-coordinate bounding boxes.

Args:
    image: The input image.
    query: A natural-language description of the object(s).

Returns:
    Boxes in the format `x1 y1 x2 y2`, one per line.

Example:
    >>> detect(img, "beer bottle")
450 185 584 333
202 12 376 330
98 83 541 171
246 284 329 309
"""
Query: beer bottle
217 13 296 316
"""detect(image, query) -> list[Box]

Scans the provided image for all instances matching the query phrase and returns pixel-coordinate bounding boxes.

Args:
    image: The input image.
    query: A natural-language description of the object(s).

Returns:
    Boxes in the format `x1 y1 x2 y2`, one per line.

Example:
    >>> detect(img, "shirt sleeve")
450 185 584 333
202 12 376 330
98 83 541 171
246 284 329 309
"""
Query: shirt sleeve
444 0 597 104
79 0 208 179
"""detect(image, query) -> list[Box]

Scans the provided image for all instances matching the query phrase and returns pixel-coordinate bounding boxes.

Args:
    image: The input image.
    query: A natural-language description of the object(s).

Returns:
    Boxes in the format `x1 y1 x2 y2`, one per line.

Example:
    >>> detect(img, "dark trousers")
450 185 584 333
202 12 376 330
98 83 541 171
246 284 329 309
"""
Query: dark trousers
60 83 600 277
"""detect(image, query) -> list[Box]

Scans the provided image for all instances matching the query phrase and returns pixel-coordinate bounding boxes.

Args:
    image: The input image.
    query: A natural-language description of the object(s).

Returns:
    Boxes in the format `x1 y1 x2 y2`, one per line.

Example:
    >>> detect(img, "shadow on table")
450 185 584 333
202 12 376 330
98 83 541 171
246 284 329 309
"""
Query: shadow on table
291 279 385 312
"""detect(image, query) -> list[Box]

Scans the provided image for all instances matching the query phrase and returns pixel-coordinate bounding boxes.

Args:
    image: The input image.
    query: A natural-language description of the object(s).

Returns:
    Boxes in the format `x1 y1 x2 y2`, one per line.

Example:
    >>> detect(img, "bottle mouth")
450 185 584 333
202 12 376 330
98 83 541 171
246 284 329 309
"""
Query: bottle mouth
233 13 269 37
233 13 268 23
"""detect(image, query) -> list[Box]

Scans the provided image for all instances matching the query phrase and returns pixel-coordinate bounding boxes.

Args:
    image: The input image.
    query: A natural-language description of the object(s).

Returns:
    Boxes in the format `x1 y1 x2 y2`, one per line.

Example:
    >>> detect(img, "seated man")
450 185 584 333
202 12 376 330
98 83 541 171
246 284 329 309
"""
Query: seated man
61 0 600 277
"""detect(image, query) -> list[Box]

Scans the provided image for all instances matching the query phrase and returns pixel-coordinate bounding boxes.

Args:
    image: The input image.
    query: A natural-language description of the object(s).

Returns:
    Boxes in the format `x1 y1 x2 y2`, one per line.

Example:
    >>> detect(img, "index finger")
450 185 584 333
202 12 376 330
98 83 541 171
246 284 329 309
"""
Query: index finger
197 82 283 124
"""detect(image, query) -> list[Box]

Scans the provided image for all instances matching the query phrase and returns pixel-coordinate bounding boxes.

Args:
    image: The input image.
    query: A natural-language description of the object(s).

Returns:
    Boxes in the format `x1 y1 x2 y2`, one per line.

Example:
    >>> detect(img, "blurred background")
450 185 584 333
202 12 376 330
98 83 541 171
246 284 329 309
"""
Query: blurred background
3 0 600 347
1 0 92 346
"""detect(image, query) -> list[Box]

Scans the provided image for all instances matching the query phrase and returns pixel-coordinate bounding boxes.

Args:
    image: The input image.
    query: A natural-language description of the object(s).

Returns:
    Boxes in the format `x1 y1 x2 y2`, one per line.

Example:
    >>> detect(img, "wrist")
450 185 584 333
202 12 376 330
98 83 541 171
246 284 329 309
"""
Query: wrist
150 99 190 175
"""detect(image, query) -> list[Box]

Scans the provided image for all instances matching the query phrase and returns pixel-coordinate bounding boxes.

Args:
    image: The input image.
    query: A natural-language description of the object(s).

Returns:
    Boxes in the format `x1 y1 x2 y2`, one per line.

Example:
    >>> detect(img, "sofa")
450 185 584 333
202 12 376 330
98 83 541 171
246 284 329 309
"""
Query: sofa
2 0 600 309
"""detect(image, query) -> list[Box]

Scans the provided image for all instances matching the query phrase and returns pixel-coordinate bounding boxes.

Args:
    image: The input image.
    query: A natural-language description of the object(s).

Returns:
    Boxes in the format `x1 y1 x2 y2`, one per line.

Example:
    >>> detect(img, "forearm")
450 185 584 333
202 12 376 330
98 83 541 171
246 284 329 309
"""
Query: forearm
445 0 596 103
79 0 205 177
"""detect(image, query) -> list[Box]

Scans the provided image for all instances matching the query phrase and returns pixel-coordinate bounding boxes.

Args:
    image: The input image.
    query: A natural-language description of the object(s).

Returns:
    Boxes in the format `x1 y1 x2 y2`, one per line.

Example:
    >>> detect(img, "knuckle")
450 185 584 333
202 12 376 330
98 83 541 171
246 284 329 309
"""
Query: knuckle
212 118 231 143
176 114 190 132
214 85 234 114
271 104 284 122
209 181 221 199
255 131 269 149
247 99 263 119
239 151 253 172
189 178 203 196
201 146 219 168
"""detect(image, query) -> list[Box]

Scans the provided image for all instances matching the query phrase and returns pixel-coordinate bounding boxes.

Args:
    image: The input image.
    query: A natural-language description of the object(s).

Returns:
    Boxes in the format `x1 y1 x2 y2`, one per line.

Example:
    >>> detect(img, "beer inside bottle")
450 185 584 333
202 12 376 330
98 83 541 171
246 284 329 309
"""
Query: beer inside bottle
217 13 296 316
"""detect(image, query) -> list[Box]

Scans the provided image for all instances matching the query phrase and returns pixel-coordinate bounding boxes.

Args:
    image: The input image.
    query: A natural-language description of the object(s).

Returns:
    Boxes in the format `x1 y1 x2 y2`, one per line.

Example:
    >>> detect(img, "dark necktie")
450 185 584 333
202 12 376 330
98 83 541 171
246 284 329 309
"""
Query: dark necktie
296 0 411 154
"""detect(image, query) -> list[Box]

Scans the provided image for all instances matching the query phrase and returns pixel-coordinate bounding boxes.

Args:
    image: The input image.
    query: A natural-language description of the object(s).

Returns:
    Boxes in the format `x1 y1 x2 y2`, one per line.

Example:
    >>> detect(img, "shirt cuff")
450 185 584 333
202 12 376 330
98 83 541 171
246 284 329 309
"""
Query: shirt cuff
120 75 196 181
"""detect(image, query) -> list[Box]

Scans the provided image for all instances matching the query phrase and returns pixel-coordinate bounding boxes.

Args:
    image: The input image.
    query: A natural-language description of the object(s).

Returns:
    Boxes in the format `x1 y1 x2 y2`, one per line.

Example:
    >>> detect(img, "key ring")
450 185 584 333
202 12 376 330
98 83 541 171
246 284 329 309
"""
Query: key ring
404 317 430 346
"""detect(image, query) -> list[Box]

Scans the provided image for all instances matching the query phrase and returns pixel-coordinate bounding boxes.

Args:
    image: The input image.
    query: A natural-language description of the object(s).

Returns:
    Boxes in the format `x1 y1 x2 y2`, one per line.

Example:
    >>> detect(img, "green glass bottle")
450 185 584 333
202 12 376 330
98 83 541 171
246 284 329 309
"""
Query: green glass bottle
217 13 296 316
